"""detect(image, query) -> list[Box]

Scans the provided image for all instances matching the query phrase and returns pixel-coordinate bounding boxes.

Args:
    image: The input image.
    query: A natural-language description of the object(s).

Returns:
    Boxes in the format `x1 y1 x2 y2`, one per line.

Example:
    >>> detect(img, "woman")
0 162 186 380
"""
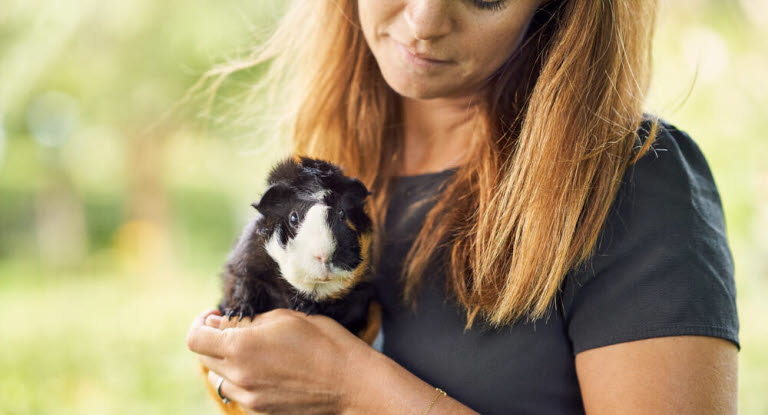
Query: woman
187 0 739 413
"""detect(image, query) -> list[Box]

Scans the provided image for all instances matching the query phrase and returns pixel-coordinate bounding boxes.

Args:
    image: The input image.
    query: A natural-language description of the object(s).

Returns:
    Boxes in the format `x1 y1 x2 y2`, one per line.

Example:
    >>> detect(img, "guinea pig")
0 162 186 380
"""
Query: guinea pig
202 156 380 415
218 155 377 331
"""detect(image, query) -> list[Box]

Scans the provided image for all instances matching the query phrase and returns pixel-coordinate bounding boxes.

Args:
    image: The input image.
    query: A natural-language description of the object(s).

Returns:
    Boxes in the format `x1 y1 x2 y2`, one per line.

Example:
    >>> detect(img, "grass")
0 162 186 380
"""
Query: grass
0 262 221 415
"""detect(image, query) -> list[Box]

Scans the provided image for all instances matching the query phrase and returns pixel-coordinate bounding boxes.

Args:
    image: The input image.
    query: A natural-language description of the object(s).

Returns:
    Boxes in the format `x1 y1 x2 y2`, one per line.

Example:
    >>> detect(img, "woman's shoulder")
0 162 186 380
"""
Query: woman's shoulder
630 117 721 195
610 117 727 246
559 117 739 354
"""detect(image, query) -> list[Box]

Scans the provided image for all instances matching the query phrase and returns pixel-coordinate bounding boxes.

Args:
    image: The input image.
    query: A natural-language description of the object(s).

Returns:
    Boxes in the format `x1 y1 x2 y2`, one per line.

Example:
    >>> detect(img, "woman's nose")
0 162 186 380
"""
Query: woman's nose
404 0 453 41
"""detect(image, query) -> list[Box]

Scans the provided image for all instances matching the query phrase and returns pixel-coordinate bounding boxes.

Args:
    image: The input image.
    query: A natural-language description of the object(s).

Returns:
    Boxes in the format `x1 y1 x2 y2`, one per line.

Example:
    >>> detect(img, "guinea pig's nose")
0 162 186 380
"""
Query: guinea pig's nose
314 255 327 265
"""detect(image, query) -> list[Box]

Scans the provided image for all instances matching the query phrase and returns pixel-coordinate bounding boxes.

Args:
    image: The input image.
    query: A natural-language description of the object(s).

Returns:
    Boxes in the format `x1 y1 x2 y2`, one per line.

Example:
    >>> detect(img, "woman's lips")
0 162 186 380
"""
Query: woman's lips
393 40 453 70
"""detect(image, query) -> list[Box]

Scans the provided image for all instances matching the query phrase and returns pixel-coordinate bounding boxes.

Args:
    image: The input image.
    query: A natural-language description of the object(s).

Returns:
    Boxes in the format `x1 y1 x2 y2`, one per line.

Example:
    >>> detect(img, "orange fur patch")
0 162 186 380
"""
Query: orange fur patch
358 301 382 345
323 231 371 301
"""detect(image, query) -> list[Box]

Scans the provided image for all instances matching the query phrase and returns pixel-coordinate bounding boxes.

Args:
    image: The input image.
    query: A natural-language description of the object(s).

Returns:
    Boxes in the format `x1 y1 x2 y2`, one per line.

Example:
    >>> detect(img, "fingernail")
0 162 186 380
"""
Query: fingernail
205 315 222 327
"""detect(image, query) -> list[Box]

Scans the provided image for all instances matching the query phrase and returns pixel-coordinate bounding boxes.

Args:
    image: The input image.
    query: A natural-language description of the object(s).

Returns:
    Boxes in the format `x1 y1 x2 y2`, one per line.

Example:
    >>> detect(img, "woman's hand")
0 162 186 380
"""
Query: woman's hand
186 307 374 415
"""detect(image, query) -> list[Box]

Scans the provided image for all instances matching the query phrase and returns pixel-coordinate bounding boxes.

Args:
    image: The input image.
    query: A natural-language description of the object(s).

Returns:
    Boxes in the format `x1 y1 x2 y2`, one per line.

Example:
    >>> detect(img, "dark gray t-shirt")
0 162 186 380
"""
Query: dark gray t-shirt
373 121 739 414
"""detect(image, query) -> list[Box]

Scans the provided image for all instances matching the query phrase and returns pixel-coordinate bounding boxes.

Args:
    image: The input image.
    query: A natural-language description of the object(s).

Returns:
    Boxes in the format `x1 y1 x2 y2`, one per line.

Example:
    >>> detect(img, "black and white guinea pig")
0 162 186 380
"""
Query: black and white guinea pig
217 156 377 337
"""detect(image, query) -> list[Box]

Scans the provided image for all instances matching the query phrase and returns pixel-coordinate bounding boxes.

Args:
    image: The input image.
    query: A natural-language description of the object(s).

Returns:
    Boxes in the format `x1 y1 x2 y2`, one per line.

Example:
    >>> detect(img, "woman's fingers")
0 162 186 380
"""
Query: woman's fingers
306 312 362 340
249 307 302 325
190 308 222 332
207 370 255 409
197 353 230 377
205 313 223 328
187 308 228 358
305 313 343 330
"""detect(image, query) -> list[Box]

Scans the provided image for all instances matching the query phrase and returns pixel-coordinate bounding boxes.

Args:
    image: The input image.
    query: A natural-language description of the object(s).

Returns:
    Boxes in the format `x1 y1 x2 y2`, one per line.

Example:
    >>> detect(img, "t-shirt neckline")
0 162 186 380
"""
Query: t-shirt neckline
392 166 459 182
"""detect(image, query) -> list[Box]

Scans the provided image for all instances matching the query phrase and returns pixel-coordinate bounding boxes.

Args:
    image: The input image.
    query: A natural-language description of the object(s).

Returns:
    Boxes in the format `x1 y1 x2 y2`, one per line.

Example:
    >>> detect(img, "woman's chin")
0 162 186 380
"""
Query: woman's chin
382 72 463 100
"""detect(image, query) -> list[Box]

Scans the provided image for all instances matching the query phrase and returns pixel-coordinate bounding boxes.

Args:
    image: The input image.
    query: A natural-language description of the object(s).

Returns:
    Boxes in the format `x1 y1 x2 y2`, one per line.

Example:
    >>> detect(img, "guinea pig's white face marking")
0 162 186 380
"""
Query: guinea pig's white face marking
264 203 354 300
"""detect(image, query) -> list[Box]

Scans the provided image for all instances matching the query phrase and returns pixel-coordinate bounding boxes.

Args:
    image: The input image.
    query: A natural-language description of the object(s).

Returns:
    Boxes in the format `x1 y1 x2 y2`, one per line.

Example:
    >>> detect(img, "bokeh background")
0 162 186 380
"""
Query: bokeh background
1 0 766 414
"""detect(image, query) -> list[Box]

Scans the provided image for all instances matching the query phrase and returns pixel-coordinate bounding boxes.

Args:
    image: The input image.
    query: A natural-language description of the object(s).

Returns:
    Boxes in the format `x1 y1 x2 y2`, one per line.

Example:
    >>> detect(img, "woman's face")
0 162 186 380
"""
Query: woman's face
358 0 543 100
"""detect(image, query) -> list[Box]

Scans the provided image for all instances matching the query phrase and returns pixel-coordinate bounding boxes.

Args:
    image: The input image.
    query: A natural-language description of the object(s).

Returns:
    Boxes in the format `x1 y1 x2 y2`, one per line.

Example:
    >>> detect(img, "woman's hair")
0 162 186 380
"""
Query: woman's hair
201 0 659 328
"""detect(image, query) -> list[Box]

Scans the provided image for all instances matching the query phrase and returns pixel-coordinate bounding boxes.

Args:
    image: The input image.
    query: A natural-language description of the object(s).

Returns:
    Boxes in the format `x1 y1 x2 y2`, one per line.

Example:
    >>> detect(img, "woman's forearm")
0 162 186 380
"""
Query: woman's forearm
342 347 481 415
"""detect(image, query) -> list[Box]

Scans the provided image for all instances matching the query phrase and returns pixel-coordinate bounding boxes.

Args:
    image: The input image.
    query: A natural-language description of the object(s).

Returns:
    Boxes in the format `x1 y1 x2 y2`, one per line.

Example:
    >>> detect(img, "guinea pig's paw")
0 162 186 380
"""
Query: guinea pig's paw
225 304 258 322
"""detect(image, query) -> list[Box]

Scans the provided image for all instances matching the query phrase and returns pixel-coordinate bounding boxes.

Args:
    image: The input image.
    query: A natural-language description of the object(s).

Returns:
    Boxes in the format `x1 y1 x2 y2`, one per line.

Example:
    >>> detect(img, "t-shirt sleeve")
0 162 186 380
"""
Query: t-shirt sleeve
561 120 739 355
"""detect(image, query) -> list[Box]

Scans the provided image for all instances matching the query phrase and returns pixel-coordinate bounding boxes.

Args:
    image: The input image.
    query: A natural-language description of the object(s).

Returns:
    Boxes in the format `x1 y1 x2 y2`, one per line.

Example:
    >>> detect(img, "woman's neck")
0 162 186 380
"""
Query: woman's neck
399 96 480 176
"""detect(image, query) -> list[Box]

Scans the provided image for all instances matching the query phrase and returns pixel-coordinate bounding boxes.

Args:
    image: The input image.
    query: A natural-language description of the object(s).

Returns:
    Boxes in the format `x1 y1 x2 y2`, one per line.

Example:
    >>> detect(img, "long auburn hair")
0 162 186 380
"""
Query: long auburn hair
200 0 659 328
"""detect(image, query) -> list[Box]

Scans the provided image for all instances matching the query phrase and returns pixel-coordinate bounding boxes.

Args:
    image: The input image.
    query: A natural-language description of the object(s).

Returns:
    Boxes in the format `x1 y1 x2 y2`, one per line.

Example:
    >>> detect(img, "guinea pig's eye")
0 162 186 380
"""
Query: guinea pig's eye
337 208 345 221
289 211 299 227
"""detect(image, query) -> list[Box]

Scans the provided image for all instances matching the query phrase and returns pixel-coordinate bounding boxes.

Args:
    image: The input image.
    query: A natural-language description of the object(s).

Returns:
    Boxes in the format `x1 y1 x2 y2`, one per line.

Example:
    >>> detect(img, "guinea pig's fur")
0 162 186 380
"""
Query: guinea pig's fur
202 156 381 415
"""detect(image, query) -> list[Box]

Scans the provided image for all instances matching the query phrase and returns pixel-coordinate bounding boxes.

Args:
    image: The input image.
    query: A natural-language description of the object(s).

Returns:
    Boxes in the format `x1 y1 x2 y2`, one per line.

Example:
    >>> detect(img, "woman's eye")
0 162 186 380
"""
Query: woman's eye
337 208 345 220
471 0 508 11
289 211 299 227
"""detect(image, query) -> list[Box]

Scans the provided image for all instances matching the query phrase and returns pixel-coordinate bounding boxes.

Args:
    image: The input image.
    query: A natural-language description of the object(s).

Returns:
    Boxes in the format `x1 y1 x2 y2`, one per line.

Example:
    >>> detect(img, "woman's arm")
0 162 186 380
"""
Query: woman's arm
575 336 738 415
186 308 480 415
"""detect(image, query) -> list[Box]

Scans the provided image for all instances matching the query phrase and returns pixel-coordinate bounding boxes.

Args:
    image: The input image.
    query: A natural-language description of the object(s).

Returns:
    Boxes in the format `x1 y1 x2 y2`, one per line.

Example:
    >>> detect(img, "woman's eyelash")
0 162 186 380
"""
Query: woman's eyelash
472 0 508 11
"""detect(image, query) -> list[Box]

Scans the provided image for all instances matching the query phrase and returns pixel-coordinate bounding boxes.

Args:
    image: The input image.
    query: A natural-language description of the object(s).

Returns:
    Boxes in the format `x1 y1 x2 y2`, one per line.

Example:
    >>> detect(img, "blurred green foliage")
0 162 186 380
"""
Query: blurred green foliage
1 0 766 414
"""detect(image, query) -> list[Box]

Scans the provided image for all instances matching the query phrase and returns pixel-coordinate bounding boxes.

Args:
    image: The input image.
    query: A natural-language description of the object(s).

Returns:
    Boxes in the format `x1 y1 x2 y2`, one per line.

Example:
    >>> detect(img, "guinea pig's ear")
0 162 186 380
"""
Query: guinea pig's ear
252 184 292 216
344 178 371 205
